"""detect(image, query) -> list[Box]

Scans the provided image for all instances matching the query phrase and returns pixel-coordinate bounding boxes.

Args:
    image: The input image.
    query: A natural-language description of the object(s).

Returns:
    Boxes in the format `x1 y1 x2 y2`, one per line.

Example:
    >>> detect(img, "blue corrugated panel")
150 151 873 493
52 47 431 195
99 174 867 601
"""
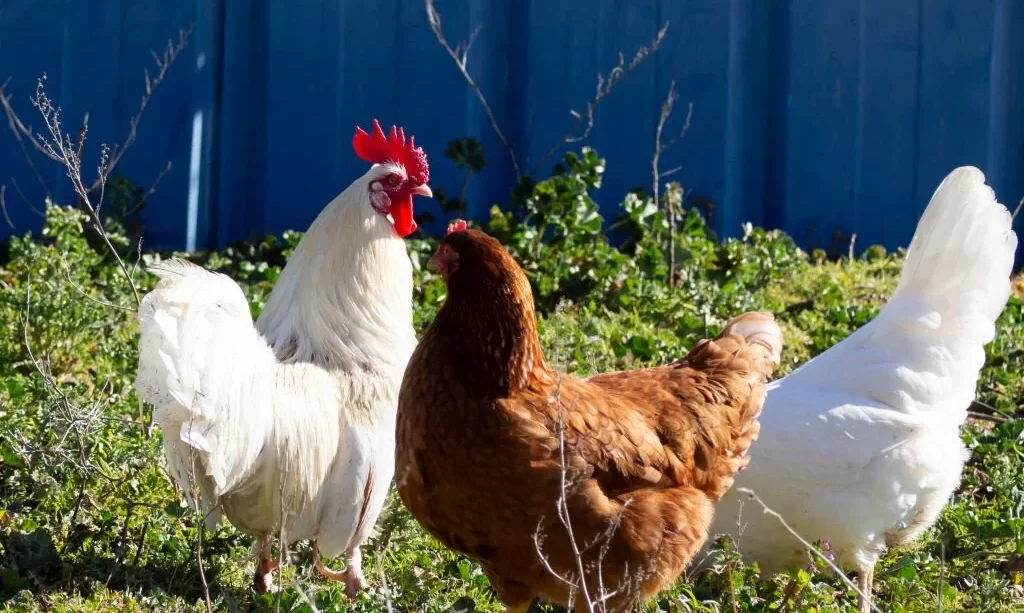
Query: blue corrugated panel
1 0 1021 263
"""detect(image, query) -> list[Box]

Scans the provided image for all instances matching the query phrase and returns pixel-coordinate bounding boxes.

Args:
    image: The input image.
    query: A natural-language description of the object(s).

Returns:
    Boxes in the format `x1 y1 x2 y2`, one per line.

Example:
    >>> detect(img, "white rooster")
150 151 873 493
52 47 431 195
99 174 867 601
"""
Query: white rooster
706 167 1018 613
135 120 432 596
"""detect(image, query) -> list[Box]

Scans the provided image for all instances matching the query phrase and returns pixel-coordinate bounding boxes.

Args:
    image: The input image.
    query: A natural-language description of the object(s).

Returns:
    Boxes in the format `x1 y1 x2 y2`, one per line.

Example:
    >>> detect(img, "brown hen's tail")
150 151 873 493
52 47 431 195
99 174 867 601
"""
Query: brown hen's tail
698 311 782 500
720 311 783 375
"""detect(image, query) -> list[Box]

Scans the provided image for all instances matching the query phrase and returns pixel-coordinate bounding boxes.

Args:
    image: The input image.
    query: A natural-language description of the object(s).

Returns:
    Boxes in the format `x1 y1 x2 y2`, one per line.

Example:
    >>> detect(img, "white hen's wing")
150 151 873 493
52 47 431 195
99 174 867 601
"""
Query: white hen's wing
707 167 1017 573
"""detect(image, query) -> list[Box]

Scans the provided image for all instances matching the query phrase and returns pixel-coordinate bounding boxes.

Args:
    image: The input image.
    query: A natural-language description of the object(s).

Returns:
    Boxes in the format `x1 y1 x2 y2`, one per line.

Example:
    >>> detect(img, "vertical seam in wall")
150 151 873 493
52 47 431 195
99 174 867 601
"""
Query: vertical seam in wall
208 0 227 246
910 0 924 211
851 0 867 243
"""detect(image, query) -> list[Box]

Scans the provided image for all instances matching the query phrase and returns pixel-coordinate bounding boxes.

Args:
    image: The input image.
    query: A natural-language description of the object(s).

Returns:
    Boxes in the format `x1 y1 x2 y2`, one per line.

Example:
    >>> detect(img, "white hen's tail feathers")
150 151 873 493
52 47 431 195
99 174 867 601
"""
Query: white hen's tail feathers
894 166 1017 322
785 166 1017 417
885 167 1018 409
135 259 339 529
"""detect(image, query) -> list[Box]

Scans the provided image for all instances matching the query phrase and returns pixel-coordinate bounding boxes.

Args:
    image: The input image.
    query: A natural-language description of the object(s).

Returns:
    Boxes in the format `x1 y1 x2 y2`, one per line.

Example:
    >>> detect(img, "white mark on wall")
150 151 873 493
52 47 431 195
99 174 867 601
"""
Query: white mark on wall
186 109 203 252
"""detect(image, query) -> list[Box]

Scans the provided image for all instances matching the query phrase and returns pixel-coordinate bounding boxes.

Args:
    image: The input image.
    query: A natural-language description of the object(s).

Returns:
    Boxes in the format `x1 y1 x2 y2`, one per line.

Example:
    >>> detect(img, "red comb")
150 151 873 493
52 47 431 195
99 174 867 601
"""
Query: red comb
447 219 468 235
352 119 430 185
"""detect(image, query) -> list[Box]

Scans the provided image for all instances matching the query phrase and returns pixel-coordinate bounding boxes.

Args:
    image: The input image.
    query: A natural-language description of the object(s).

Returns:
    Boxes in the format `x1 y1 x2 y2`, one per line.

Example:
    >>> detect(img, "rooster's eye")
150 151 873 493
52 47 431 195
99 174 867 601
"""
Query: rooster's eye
387 175 400 187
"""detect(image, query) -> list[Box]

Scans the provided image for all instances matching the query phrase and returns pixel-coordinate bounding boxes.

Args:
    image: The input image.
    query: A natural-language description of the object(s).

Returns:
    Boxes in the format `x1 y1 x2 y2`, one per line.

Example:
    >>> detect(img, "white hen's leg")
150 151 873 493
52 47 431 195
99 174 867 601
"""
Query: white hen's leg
252 537 280 593
857 566 874 613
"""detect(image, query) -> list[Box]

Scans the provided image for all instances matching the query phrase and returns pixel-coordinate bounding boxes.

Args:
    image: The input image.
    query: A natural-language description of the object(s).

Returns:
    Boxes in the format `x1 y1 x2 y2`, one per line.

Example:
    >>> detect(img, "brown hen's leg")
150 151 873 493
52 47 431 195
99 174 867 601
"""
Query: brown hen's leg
252 537 280 593
857 566 874 613
313 543 367 600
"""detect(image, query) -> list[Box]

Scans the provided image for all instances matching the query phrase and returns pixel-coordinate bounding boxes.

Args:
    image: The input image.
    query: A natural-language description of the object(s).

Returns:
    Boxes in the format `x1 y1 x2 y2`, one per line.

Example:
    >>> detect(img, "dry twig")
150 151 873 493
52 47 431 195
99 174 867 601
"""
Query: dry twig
533 22 670 176
0 27 191 308
186 433 215 613
651 80 693 285
425 0 520 179
425 0 669 183
736 488 883 613
530 347 637 612
0 27 192 196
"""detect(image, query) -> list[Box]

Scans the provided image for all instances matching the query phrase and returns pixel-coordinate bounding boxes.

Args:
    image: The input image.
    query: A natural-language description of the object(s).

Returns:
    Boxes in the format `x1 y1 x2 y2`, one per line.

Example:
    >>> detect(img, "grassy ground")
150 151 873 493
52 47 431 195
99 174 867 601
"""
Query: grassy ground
1 188 1022 612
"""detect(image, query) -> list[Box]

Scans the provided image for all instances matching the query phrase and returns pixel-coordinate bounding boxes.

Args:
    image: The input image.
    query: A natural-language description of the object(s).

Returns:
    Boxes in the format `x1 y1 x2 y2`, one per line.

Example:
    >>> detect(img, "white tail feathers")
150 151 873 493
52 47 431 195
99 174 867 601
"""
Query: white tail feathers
880 167 1017 391
135 258 275 415
787 166 1016 417
136 259 346 534
135 258 278 520
894 166 1018 325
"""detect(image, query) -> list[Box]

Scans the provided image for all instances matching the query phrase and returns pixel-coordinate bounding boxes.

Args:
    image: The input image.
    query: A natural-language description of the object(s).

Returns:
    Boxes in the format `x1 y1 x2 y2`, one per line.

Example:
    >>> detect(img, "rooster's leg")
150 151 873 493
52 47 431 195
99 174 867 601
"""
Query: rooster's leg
313 543 367 599
856 566 874 613
342 546 368 599
252 537 280 593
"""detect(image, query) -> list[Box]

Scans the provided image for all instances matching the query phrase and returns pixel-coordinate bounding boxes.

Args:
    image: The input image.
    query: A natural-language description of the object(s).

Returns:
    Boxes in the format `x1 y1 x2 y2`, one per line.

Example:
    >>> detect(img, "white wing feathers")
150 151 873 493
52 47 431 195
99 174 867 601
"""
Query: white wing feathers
135 259 341 529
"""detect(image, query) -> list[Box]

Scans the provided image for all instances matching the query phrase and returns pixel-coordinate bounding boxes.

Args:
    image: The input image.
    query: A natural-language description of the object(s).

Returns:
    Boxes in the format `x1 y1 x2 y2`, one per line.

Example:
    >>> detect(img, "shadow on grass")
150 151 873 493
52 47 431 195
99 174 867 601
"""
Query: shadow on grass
0 527 253 607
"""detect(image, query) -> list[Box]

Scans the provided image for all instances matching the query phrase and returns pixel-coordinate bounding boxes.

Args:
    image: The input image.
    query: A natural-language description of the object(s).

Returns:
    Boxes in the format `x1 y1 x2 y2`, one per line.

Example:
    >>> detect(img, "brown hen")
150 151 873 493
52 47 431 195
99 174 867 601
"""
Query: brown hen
396 226 782 612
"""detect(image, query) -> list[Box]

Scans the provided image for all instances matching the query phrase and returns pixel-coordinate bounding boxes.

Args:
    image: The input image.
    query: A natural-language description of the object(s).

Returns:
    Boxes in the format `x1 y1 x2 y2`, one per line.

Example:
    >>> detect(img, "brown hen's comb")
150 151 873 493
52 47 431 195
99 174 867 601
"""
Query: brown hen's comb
352 119 430 185
447 219 468 235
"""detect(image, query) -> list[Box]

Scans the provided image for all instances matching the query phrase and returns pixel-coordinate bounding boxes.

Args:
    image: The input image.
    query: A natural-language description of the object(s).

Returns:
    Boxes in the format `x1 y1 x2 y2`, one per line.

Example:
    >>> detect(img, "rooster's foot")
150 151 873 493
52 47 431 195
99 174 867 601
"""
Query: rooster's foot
313 559 366 599
344 572 367 600
313 544 367 600
252 558 280 594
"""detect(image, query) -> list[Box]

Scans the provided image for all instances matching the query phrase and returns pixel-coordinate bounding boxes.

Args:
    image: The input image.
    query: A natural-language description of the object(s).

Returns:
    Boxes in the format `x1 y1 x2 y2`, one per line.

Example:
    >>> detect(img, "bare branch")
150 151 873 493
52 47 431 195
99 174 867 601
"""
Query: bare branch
186 424 215 613
425 0 522 179
0 26 191 203
528 358 641 612
61 253 135 312
129 160 173 217
651 80 693 286
0 82 55 200
92 26 193 193
16 25 190 310
0 76 63 163
531 22 670 176
9 178 44 218
426 0 668 185
0 184 13 229
550 373 598 611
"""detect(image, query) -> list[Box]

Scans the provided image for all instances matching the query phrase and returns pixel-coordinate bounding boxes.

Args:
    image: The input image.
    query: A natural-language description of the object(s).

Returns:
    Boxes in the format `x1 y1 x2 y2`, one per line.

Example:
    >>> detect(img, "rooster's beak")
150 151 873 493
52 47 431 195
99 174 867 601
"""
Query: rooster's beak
412 184 433 198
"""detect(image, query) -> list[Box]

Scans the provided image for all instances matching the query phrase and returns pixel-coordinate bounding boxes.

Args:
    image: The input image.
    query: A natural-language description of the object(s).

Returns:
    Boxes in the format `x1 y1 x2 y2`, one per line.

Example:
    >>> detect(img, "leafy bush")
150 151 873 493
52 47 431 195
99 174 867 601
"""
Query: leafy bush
1 148 1022 613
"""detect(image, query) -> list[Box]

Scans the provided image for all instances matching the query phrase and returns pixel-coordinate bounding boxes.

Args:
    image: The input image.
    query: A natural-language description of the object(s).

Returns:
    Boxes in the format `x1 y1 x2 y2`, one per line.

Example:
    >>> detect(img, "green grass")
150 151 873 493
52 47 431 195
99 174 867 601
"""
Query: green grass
2 173 1023 612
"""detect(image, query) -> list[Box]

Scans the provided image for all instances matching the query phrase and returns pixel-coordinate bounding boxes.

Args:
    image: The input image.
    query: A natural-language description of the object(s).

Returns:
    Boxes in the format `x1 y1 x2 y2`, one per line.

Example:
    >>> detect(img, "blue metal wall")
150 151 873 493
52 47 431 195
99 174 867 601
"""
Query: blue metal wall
1 0 1022 258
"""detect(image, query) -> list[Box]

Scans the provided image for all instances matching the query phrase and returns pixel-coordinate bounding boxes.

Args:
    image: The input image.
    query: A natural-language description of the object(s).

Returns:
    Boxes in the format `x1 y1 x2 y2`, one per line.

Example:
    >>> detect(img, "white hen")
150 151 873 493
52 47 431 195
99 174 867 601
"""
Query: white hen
135 120 430 596
706 167 1018 613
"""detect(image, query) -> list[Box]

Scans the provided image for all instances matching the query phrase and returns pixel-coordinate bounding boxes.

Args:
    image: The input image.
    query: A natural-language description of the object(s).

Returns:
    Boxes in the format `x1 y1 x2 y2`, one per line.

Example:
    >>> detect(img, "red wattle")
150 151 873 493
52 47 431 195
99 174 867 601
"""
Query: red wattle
392 195 417 237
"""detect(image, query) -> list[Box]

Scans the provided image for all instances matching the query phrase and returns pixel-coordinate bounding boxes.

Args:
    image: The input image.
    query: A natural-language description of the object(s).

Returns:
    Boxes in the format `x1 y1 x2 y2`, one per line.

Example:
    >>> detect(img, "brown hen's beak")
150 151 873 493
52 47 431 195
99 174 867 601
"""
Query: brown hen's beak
427 248 443 273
